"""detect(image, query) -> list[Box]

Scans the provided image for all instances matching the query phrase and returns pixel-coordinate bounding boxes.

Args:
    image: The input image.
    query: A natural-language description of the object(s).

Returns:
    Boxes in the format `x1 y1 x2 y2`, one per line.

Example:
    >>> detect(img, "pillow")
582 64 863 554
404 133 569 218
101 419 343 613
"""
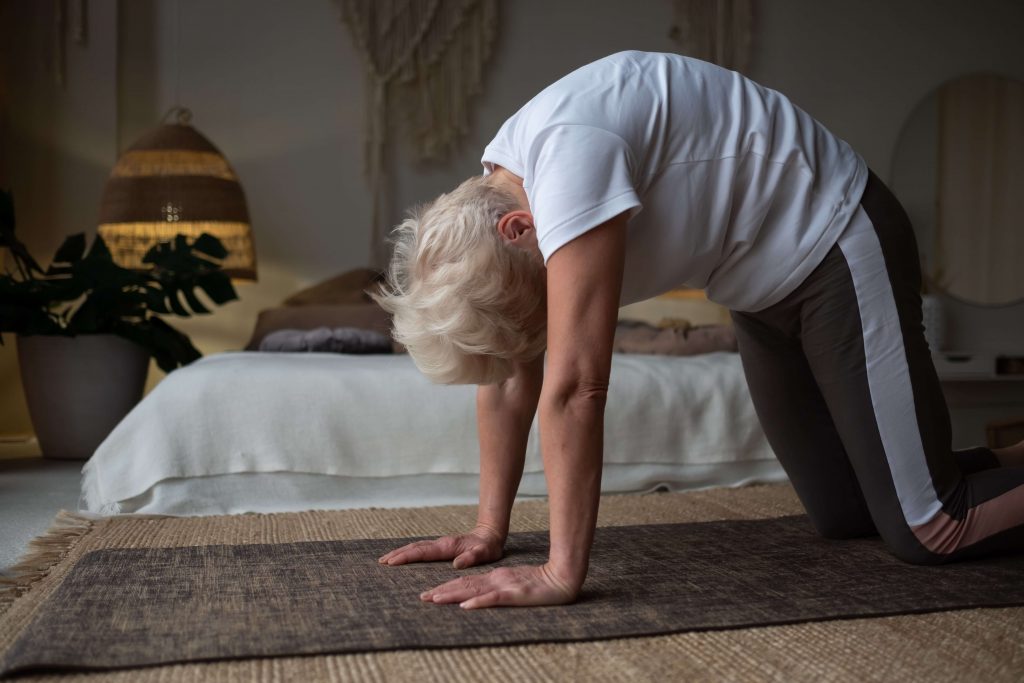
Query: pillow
259 327 394 354
618 289 730 327
244 304 394 351
282 268 384 306
614 320 738 356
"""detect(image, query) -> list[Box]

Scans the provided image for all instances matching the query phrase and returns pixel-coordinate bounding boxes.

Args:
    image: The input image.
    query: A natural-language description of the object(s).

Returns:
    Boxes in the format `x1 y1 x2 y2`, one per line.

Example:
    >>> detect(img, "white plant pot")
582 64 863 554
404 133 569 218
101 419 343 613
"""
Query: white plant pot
17 334 149 460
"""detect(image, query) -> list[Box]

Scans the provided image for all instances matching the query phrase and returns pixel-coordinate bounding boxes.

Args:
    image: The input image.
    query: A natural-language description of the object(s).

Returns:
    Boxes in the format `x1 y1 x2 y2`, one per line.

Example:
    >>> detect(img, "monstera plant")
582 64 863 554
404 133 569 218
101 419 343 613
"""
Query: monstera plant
0 188 238 459
0 189 237 370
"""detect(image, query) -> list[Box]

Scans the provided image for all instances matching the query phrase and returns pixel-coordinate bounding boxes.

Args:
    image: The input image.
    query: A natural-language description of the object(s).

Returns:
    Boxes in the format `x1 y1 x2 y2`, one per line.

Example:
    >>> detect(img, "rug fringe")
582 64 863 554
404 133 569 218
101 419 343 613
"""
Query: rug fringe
0 510 95 614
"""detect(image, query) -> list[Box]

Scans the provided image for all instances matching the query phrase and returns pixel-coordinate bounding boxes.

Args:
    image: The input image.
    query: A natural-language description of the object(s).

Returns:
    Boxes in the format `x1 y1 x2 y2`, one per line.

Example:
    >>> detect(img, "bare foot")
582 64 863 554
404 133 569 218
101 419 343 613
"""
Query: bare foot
992 439 1024 467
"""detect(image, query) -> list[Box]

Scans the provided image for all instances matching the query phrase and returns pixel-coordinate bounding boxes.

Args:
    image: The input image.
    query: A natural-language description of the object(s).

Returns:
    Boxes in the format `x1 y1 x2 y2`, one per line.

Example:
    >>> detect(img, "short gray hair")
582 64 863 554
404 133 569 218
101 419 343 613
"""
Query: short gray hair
372 175 547 384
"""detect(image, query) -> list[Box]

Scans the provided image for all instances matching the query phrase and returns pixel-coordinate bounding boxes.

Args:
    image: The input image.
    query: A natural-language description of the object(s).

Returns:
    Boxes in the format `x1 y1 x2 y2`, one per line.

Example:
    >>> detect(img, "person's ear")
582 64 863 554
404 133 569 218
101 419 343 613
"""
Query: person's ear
496 210 535 243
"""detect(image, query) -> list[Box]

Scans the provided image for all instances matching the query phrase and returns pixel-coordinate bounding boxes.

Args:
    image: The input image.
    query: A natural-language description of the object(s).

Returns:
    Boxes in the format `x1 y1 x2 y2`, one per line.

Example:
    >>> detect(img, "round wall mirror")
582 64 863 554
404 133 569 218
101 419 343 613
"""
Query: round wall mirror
891 73 1024 306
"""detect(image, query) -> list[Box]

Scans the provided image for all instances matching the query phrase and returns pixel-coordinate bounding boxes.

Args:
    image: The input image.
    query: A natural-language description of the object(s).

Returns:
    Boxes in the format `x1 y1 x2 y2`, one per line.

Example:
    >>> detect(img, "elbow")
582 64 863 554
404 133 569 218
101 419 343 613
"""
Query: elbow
543 376 610 413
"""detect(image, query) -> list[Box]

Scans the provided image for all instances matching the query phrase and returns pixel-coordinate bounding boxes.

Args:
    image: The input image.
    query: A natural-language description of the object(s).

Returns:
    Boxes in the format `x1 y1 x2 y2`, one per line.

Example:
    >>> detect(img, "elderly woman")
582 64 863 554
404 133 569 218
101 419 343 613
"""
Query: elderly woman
374 51 1024 610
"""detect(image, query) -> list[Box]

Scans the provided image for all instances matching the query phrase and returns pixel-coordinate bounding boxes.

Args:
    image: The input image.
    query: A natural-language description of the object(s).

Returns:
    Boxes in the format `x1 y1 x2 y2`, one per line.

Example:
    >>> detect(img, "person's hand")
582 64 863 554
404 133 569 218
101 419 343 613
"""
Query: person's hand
378 525 505 569
420 563 580 609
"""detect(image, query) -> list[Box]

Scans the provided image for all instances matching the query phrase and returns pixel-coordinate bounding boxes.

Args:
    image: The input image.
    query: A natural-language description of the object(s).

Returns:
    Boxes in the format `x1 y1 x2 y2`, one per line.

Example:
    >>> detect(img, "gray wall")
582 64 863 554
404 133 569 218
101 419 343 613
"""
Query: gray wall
3 0 1024 435
1 0 121 434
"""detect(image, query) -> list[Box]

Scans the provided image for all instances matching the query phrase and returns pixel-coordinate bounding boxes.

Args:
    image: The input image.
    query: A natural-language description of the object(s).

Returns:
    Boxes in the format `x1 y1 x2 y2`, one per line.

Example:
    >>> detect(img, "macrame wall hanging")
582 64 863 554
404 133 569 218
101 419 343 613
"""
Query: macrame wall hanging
668 0 753 74
336 0 500 266
51 0 90 88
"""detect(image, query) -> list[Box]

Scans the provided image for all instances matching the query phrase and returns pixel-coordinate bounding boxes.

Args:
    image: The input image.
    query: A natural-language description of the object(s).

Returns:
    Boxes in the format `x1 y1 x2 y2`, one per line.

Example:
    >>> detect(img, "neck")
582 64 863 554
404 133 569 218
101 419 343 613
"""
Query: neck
491 167 531 212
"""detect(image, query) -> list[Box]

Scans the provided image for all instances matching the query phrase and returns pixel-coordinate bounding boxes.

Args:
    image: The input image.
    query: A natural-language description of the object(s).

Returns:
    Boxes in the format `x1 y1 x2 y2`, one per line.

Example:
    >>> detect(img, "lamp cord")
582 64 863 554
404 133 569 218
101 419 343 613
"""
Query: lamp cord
173 0 180 108
162 0 188 128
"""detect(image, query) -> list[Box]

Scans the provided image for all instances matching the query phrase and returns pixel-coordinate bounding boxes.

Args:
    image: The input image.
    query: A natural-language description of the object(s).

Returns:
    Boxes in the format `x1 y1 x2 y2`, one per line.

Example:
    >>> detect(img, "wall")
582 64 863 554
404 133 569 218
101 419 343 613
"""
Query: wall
2 0 1024 436
0 0 120 436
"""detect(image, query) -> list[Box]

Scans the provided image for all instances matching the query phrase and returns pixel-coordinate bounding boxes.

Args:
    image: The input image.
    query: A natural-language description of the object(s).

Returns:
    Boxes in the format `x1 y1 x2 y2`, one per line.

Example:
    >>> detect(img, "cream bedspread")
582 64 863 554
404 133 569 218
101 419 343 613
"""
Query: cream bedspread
81 351 780 515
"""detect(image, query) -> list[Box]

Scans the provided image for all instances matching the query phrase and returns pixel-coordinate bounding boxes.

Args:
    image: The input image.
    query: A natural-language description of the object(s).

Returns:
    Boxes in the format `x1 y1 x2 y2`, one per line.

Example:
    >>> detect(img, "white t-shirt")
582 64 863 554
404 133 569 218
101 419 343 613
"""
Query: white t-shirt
481 51 868 312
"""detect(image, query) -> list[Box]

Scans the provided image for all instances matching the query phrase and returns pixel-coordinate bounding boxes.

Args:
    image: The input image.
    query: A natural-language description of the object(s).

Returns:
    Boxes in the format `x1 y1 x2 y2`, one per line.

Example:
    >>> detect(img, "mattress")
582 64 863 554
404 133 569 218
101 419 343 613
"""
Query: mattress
80 352 783 515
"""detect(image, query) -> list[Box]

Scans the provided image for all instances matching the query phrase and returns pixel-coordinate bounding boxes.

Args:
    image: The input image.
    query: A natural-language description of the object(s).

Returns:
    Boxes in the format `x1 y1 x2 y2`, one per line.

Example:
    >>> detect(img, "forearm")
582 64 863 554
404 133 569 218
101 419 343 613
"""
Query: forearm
539 387 606 590
475 397 528 540
475 358 543 539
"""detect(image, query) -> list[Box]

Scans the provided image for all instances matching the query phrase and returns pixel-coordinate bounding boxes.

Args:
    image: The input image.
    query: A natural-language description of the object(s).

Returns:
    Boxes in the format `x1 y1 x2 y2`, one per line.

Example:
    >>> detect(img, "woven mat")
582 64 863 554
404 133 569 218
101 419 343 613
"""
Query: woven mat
2 484 1023 682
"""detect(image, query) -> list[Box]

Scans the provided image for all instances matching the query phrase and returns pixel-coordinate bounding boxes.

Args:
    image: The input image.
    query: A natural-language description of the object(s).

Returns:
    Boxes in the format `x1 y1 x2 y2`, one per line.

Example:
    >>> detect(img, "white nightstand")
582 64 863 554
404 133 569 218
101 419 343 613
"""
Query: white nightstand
936 356 1024 449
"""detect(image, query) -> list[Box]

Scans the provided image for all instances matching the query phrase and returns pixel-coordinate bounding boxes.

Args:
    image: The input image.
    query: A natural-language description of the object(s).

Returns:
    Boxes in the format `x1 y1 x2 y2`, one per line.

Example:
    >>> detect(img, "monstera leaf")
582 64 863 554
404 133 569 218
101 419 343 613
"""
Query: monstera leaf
0 188 43 277
0 277 62 336
1 189 238 371
112 316 201 373
142 234 238 318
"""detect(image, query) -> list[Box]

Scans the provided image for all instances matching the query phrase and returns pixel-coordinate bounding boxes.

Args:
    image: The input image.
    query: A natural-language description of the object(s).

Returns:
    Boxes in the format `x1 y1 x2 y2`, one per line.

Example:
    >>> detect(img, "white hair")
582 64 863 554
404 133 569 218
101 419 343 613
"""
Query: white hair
372 175 547 385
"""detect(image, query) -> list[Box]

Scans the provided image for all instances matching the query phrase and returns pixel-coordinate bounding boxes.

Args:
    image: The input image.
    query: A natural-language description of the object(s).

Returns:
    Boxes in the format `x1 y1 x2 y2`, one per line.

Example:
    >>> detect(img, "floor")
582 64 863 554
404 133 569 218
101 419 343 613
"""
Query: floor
0 454 83 575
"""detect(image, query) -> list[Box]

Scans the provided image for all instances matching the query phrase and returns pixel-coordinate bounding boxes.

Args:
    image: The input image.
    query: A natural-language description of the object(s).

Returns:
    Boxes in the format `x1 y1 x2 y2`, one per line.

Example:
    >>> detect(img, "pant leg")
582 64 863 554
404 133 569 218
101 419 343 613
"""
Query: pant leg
800 171 1024 564
731 307 876 539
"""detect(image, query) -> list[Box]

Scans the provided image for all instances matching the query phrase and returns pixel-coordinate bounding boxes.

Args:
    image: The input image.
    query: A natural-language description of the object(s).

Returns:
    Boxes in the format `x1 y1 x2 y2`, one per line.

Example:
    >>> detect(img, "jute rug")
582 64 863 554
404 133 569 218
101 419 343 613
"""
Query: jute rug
2 484 1023 682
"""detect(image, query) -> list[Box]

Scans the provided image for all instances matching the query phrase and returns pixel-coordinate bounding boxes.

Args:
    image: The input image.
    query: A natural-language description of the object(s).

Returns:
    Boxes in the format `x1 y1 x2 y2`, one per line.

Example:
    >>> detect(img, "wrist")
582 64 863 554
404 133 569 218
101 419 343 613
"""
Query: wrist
472 520 507 544
542 560 586 599
545 553 589 590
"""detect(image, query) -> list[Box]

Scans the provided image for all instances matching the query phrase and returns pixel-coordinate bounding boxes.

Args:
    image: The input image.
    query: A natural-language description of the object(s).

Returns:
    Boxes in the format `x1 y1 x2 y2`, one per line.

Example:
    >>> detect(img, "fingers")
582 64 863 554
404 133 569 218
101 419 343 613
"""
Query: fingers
451 544 496 570
420 574 495 607
378 538 455 566
377 542 416 565
425 582 512 610
459 591 507 610
420 568 521 608
378 528 506 569
418 565 578 610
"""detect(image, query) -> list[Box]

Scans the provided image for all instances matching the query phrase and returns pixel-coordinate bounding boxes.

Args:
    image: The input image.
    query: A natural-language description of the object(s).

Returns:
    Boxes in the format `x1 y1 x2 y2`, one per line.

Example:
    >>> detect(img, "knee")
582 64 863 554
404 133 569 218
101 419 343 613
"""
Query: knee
886 543 947 566
810 513 877 540
878 528 950 566
812 514 950 564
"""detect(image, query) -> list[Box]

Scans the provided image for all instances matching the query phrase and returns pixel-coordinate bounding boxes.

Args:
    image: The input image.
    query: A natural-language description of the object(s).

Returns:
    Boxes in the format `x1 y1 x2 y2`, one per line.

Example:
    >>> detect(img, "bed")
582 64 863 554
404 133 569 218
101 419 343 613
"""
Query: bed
79 350 783 515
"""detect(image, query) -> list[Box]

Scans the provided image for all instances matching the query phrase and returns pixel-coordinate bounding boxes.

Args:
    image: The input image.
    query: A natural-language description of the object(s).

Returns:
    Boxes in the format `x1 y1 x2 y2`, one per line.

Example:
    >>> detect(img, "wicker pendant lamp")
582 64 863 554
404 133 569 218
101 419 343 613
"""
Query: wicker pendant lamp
97 107 257 281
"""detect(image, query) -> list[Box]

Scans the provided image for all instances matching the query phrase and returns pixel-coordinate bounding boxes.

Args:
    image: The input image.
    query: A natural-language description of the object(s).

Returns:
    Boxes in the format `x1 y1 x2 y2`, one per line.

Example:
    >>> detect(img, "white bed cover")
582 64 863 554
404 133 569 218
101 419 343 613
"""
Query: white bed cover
81 352 783 515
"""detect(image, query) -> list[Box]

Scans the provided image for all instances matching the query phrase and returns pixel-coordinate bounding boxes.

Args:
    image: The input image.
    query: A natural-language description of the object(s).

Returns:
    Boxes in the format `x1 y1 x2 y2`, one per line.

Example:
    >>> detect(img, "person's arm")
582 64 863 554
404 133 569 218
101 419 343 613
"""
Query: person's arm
420 213 627 608
535 216 625 591
378 356 542 569
474 355 545 543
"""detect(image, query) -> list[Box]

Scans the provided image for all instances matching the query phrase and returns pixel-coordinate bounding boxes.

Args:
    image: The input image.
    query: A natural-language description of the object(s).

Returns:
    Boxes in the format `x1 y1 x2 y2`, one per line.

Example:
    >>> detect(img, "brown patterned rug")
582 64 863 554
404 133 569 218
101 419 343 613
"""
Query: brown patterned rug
2 484 1023 682
3 503 1024 678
